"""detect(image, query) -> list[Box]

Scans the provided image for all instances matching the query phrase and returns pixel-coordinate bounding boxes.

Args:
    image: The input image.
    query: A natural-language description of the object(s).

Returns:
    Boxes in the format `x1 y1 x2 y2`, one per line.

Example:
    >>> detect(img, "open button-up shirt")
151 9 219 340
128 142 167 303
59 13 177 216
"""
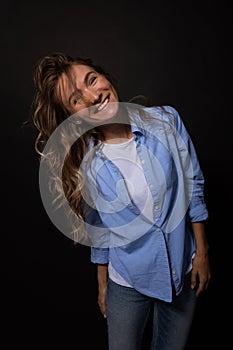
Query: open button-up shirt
82 105 208 302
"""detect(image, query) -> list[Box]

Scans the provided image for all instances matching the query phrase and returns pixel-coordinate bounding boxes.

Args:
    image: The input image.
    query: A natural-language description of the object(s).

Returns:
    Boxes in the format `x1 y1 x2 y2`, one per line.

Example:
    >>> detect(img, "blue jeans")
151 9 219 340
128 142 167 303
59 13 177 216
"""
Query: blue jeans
106 273 197 350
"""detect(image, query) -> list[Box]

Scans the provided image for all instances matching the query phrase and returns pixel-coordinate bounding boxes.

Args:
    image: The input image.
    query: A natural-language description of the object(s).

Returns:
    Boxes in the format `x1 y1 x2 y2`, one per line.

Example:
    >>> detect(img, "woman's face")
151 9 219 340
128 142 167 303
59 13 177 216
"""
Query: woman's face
58 64 119 125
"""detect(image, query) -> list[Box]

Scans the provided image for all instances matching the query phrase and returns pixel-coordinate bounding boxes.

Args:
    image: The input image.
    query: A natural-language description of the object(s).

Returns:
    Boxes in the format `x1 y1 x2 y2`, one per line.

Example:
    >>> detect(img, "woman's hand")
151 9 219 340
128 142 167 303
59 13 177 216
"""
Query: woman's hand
191 222 211 297
97 264 108 318
98 284 107 318
191 250 211 297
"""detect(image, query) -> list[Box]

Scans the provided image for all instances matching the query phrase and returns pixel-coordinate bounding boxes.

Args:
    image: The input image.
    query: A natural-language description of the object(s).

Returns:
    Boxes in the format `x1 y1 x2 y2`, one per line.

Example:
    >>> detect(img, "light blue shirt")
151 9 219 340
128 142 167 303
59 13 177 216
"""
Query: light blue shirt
82 105 208 302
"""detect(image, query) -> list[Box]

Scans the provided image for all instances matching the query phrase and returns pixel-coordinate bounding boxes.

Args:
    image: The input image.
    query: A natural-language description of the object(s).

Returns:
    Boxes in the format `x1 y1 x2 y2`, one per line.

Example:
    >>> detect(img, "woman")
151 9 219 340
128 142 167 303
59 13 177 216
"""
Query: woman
31 52 211 350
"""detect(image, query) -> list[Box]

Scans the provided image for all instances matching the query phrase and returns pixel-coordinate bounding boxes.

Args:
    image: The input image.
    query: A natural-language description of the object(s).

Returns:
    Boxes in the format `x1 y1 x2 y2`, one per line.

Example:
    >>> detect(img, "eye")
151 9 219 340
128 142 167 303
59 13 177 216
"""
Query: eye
89 75 97 85
72 96 80 105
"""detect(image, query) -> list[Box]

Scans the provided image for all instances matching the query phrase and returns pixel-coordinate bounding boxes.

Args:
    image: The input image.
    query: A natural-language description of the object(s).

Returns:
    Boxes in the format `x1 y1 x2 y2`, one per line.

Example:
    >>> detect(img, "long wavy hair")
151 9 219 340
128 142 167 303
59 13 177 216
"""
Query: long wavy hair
31 52 122 242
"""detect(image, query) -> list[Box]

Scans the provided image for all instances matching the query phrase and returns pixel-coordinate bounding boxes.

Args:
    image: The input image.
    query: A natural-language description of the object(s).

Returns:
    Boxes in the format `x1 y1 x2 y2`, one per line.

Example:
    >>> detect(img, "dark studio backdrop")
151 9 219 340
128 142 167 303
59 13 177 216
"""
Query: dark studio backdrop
2 0 230 348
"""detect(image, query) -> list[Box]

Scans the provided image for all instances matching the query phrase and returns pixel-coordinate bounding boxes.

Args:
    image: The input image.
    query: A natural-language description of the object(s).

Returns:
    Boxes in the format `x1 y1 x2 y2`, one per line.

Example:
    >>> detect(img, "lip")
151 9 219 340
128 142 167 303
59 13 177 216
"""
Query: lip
94 94 110 113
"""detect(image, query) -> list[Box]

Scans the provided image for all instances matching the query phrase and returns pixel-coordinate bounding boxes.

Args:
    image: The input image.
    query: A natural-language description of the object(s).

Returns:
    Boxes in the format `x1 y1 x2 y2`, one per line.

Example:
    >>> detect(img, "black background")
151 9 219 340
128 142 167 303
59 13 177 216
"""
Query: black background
2 0 230 348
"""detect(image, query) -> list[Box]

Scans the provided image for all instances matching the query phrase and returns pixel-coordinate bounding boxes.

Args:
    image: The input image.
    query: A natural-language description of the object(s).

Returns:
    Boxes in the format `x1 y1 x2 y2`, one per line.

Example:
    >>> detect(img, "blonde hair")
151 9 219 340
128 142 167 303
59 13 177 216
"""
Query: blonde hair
31 52 111 243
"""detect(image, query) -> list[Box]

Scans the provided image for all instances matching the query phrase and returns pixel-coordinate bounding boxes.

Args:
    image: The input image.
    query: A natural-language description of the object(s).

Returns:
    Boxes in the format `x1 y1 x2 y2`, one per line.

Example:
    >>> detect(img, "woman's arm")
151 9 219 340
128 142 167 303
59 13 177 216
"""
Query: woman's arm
97 264 108 318
191 221 211 296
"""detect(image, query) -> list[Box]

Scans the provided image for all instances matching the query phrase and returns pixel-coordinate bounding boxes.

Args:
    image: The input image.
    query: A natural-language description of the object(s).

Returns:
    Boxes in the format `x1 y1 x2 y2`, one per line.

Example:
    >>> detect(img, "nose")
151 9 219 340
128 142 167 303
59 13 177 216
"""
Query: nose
83 88 102 105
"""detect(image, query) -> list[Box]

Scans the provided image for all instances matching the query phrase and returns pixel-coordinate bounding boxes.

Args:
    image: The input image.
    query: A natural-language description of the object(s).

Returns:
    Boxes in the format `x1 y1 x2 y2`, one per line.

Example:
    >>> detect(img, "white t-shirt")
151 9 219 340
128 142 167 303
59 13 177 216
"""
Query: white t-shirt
101 137 154 287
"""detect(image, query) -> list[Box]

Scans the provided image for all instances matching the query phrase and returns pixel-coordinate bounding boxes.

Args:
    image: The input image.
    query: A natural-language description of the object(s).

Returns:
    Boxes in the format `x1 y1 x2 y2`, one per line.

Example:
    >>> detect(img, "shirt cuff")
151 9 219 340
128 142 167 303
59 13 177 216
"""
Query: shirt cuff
91 247 109 264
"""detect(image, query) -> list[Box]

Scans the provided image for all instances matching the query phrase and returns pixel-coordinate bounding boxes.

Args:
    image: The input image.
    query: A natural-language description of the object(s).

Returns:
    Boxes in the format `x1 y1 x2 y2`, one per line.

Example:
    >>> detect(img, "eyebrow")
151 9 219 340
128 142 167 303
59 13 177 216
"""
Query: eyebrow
68 70 96 105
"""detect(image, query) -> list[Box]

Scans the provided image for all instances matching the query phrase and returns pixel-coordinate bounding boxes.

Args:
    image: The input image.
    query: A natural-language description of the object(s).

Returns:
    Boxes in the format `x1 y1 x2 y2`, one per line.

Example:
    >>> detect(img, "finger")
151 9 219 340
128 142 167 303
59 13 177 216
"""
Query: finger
98 301 107 318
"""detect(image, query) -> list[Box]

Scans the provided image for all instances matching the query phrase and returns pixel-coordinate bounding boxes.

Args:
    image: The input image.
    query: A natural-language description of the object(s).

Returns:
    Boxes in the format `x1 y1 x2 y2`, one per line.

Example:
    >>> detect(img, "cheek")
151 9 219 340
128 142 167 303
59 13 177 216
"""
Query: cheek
109 85 118 101
101 78 117 94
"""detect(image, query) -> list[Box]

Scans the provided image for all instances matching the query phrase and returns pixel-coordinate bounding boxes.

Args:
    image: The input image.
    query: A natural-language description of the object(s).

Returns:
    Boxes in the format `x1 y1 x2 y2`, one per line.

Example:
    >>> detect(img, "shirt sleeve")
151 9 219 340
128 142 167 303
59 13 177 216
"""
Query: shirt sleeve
91 247 109 264
164 106 209 223
83 207 110 264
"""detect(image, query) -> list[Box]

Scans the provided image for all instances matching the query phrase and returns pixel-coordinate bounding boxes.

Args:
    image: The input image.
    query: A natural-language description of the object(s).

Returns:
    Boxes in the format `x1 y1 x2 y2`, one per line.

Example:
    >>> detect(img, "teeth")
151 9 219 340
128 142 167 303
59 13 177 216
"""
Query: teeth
97 98 109 111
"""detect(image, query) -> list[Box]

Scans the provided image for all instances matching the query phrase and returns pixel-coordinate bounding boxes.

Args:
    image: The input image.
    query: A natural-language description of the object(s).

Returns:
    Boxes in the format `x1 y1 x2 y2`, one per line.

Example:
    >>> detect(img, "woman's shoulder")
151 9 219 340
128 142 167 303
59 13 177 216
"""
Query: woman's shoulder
145 104 178 115
143 105 180 126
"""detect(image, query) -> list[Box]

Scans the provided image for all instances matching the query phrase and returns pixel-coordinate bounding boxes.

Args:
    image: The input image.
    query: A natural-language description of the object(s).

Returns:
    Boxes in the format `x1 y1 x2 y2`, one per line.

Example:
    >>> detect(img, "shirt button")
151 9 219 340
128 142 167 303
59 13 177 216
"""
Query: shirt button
172 270 176 275
141 159 145 164
156 228 161 232
154 204 160 210
150 184 154 189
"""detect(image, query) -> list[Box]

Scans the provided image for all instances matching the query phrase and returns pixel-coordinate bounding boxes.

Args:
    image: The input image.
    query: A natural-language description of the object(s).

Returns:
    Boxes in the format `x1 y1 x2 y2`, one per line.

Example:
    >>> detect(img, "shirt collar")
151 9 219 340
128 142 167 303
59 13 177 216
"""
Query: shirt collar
126 105 146 136
131 123 144 135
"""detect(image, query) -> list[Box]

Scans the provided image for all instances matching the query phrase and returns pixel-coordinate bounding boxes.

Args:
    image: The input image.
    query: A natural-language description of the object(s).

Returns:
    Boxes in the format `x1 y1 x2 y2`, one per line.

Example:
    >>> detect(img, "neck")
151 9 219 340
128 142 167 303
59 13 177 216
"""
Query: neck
98 105 133 144
100 123 133 144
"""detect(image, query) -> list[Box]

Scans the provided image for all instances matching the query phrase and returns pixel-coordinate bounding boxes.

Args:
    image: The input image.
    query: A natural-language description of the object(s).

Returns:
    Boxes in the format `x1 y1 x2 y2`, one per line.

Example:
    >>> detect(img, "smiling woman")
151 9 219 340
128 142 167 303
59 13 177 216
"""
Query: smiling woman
57 64 119 121
31 51 211 350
